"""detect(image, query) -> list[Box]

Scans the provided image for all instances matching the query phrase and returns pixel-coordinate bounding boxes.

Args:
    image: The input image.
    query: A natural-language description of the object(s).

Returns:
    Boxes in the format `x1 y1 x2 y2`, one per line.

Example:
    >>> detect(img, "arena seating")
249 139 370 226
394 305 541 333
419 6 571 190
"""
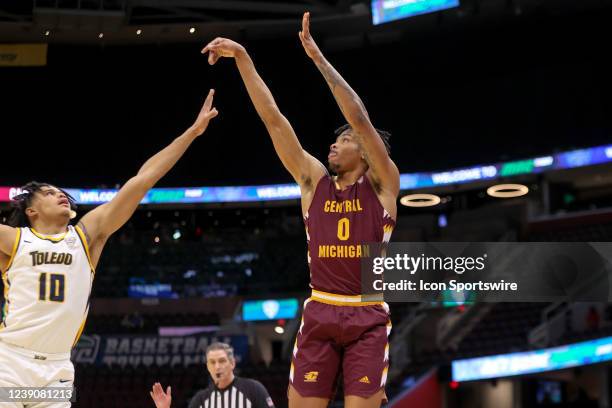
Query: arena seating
83 312 220 335
90 207 310 298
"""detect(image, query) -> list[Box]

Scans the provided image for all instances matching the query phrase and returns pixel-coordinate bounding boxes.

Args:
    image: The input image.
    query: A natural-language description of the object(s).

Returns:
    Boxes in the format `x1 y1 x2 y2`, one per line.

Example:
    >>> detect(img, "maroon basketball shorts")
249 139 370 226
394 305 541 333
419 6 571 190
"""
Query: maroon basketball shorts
289 289 392 399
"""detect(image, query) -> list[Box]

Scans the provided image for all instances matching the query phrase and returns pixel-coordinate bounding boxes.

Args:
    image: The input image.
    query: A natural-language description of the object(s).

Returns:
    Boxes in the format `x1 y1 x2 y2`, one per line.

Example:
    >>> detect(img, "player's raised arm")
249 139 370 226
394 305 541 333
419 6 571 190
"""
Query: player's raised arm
299 12 399 194
201 38 325 188
0 224 18 264
77 90 219 258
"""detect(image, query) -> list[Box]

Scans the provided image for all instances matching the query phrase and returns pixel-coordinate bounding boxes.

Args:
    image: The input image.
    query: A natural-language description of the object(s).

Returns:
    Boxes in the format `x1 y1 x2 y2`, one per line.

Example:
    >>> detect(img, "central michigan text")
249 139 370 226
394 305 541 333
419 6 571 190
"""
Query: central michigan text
318 244 370 258
324 199 363 213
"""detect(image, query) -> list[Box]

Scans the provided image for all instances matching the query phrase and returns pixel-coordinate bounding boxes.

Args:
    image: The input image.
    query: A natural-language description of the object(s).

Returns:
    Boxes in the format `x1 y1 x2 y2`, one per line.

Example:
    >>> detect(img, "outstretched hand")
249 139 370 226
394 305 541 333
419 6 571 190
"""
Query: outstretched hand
150 382 172 408
201 38 246 65
191 89 219 136
299 12 324 63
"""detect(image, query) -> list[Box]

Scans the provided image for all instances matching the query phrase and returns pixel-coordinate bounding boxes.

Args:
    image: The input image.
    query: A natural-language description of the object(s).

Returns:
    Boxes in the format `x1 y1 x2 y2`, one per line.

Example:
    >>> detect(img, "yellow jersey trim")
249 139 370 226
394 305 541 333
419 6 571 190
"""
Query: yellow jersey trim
311 289 384 307
30 228 68 243
312 289 362 300
74 226 95 274
72 314 88 347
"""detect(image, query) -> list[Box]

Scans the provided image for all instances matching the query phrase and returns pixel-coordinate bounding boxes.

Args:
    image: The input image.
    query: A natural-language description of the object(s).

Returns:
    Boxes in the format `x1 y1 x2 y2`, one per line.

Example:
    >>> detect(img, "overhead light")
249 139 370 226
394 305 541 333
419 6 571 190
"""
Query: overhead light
274 326 285 334
136 29 142 35
486 184 528 198
44 30 50 36
98 33 104 39
400 194 441 207
189 27 196 34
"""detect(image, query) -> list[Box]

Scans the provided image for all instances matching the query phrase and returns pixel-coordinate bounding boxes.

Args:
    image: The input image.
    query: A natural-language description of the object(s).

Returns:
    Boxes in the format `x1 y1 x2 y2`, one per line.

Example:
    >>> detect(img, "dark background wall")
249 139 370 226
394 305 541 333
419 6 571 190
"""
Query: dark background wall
1 6 611 187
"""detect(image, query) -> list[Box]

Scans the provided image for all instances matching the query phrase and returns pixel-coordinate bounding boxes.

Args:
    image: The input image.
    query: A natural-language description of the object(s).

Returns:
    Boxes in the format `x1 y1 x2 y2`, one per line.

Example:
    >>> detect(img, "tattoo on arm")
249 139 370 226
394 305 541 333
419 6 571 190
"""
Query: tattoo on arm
315 58 386 181
315 59 370 149
316 59 369 116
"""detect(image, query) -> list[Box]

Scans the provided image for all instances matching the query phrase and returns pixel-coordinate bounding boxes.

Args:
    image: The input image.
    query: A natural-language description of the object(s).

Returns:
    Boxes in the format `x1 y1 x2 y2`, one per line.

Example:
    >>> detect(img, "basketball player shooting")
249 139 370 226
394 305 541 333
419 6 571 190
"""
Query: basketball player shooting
0 90 218 407
202 12 399 408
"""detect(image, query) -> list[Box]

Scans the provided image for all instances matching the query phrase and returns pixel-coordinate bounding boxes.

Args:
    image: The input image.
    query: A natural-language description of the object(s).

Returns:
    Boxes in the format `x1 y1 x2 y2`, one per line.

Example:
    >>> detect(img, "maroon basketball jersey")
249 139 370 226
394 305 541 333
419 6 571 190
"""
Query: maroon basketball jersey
304 175 396 295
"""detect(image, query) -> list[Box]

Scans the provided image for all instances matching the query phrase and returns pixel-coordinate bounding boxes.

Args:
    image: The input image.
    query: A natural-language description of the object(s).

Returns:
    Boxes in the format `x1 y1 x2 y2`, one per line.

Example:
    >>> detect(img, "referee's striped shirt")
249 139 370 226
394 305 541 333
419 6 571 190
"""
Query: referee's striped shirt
188 377 275 408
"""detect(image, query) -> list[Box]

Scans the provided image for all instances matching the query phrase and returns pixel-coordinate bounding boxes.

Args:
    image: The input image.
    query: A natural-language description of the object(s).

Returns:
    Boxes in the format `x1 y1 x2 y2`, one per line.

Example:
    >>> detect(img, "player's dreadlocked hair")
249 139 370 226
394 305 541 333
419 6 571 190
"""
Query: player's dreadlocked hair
334 124 392 155
7 181 77 228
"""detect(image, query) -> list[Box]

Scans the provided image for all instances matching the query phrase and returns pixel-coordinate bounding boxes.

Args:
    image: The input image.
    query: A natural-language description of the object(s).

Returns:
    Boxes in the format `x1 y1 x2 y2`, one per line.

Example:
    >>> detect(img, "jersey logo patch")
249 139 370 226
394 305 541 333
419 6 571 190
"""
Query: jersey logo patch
65 236 77 249
304 371 319 382
359 376 371 384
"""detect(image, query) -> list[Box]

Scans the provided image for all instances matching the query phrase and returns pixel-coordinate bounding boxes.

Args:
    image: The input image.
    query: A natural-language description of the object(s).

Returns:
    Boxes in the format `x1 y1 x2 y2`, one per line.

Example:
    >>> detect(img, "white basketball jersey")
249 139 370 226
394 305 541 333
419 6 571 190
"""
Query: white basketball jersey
0 226 94 354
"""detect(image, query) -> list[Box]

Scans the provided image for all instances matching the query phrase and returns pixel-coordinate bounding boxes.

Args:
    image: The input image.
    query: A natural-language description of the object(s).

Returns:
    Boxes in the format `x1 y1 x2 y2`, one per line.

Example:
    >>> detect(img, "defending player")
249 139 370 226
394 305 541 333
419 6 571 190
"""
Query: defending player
0 90 218 407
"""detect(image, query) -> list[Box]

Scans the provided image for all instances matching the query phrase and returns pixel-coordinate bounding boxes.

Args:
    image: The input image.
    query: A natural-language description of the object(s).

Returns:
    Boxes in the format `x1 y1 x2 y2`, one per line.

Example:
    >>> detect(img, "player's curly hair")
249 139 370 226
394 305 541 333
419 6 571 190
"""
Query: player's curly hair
334 124 392 155
7 181 77 228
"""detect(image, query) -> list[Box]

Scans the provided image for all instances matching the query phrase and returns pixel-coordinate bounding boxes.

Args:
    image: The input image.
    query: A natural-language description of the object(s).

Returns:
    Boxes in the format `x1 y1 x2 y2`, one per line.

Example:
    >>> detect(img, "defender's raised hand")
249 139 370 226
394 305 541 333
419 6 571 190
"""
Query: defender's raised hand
76 86 219 253
201 38 245 65
191 89 219 136
299 12 323 63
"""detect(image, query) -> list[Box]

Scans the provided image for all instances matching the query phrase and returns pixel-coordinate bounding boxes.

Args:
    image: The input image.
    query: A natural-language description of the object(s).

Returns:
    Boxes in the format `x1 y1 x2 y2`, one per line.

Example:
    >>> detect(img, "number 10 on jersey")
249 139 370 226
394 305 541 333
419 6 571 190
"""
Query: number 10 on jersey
39 273 65 302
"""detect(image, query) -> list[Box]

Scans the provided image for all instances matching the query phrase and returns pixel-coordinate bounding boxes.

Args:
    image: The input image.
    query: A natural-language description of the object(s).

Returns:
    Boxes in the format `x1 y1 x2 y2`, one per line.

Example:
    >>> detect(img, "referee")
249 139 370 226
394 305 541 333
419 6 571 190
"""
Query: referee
150 342 275 408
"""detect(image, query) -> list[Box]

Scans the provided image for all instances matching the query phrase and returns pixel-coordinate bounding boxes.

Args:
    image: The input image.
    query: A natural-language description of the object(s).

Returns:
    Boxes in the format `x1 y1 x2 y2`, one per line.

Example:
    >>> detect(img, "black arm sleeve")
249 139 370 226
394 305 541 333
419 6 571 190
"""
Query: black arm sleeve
187 390 209 408
247 380 275 408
